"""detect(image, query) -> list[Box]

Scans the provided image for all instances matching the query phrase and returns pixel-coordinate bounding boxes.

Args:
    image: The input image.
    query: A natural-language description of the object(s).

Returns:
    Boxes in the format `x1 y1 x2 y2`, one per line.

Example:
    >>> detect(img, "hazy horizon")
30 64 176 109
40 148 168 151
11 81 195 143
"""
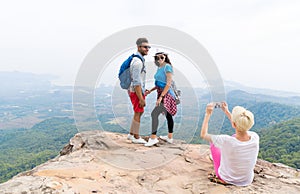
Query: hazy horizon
1 70 300 98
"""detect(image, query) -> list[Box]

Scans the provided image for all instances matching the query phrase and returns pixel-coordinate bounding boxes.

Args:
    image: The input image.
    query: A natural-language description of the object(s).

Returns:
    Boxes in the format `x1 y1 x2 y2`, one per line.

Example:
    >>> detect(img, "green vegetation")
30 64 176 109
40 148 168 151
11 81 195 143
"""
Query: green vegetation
258 118 300 169
1 86 300 184
0 117 77 183
0 109 299 184
220 101 300 134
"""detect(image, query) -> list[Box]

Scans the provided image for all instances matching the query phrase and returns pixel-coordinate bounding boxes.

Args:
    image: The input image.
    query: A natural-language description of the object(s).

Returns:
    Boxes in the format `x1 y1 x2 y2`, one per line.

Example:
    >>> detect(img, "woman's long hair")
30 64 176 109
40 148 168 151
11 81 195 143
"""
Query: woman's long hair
164 54 172 66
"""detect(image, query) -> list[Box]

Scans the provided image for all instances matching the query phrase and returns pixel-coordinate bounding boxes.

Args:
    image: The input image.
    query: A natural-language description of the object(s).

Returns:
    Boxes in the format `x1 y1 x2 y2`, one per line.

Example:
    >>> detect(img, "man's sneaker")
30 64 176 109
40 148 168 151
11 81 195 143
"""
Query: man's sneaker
127 134 134 140
159 135 173 144
132 137 147 144
144 138 159 147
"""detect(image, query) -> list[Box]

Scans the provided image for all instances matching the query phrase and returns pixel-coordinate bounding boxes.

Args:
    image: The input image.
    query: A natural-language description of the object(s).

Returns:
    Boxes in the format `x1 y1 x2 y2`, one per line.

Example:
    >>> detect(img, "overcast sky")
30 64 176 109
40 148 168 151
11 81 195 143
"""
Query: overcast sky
0 0 299 93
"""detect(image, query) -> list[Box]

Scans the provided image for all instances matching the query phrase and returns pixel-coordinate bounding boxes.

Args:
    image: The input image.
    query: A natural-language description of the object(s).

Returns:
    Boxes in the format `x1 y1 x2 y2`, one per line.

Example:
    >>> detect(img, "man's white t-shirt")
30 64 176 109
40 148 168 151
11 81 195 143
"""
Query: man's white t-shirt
211 131 259 186
129 52 146 93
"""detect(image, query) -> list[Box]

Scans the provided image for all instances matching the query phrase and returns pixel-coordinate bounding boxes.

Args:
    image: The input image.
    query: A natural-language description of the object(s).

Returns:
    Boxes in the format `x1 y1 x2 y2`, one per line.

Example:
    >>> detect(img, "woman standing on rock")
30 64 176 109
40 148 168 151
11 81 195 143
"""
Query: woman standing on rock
200 102 259 186
144 52 177 147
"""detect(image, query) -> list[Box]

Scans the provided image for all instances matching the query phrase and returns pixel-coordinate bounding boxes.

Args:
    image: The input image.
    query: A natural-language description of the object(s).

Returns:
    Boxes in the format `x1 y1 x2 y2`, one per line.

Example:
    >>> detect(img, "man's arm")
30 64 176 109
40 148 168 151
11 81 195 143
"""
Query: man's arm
131 59 145 107
134 85 145 107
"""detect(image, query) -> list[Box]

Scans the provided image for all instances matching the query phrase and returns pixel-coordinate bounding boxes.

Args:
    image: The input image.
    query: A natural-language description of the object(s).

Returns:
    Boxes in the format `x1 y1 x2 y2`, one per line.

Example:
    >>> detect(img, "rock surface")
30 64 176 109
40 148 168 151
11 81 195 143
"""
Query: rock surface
0 130 300 194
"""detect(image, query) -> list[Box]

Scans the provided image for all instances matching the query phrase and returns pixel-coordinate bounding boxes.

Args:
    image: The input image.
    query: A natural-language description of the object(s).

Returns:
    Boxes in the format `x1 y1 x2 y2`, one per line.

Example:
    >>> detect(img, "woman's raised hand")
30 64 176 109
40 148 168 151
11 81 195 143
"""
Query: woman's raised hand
206 103 214 115
221 102 228 112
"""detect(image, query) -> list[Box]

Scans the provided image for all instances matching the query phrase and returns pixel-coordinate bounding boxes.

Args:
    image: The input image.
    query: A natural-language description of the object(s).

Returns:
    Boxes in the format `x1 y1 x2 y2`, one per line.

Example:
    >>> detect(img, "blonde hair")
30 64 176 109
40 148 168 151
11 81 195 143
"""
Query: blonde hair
232 106 254 132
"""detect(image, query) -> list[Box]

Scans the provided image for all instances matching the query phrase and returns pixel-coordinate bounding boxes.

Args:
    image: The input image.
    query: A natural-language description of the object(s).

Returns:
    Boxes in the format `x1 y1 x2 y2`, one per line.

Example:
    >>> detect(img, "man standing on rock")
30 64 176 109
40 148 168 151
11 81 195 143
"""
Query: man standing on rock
127 38 150 144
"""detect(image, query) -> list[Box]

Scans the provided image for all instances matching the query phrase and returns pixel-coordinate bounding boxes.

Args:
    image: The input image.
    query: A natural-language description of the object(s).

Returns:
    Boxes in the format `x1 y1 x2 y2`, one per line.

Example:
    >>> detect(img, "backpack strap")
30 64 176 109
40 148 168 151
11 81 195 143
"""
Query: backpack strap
133 54 145 73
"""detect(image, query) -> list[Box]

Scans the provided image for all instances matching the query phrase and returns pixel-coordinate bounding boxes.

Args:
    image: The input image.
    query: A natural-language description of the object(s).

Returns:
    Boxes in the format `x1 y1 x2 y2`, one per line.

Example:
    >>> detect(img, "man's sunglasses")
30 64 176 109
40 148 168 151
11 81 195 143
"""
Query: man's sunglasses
140 45 151 49
154 56 165 60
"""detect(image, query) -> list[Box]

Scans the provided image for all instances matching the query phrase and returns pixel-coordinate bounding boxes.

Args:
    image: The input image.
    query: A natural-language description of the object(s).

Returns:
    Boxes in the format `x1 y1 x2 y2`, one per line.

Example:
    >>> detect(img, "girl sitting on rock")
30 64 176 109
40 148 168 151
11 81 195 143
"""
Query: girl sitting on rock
200 102 259 186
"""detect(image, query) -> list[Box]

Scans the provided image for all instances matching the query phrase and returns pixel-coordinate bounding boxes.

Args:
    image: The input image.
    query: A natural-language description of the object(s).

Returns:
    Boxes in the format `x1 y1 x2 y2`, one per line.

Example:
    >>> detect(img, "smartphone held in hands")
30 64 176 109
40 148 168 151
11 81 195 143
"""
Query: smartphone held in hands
214 102 222 108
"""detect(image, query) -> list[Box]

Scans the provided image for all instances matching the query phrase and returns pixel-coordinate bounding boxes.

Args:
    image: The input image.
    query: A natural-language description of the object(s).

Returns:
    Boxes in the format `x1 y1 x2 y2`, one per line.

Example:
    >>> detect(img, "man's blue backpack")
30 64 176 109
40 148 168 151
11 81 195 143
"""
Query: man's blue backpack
118 54 144 89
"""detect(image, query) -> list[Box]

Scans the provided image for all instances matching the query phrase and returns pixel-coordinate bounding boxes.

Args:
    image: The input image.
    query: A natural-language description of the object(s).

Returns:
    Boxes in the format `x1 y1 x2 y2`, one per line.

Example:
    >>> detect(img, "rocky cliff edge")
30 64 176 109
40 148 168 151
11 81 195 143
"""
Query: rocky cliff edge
0 130 300 194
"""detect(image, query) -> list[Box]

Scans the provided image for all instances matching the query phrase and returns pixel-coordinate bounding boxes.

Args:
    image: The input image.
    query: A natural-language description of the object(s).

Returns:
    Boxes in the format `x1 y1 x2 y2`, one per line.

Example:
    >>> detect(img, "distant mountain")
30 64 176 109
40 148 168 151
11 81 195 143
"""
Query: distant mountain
212 90 300 134
1 71 299 100
226 89 300 106
224 80 300 98
0 71 57 96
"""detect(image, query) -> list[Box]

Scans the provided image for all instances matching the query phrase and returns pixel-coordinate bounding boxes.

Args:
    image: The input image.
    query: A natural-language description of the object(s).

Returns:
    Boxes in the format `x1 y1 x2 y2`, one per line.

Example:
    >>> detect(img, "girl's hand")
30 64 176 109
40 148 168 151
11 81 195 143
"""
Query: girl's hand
206 103 214 115
156 96 163 107
145 89 151 96
221 101 229 112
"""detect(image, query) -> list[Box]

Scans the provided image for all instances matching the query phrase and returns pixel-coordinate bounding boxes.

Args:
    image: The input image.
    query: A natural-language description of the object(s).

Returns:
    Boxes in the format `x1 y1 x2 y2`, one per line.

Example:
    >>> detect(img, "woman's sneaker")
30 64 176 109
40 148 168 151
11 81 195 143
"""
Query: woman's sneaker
132 137 147 144
144 138 159 147
127 134 133 140
159 136 173 144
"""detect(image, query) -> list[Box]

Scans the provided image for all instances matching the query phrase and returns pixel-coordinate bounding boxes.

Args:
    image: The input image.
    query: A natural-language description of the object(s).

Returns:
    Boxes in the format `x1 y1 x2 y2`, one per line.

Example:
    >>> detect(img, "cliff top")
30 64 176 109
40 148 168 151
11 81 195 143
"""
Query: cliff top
0 130 299 194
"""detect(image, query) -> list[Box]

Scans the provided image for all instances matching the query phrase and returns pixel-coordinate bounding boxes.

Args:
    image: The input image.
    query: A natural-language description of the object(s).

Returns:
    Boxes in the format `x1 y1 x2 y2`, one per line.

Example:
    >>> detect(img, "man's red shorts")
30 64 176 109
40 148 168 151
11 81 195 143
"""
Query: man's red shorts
129 92 145 113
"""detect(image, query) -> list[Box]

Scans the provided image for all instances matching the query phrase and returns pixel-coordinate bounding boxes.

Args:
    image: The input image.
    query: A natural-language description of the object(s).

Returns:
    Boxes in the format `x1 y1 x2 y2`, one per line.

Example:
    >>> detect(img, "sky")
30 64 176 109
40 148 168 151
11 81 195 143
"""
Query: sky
0 0 299 93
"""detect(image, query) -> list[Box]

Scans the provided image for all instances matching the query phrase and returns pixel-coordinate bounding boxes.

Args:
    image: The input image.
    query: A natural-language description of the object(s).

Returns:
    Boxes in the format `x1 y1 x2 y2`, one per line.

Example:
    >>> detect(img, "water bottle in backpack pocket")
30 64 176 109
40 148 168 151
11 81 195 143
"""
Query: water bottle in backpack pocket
171 80 181 105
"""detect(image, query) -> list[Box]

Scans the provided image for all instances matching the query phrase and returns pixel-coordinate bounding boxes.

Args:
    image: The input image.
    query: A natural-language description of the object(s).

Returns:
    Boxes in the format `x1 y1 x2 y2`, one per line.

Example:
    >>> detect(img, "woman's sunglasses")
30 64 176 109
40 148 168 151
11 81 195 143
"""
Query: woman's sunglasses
154 55 165 60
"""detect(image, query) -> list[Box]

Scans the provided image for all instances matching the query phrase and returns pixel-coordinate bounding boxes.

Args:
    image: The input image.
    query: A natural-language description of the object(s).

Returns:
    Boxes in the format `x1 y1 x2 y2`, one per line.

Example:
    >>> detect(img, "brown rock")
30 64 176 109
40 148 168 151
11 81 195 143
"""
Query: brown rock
0 131 299 194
